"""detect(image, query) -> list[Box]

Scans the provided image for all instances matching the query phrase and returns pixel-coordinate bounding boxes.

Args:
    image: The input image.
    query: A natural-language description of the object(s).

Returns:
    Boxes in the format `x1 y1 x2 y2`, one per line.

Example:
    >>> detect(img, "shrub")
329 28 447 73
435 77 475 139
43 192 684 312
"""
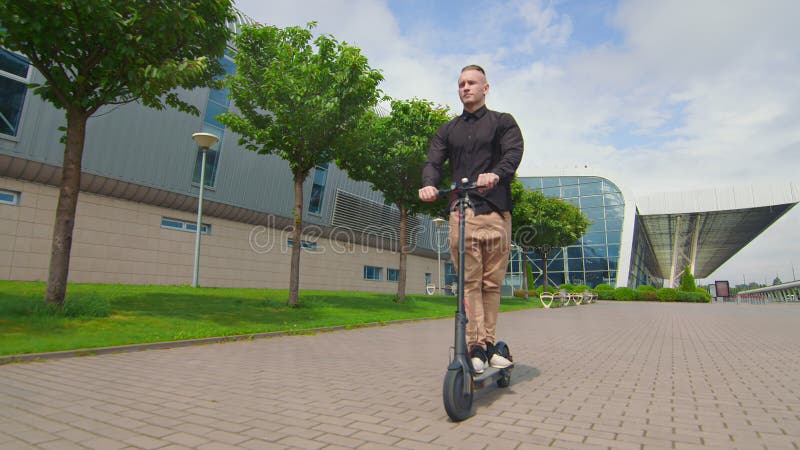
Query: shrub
679 265 697 292
574 284 590 293
656 288 678 301
636 285 656 292
639 291 658 301
595 283 613 290
676 291 707 303
596 289 614 300
614 287 637 301
695 287 711 300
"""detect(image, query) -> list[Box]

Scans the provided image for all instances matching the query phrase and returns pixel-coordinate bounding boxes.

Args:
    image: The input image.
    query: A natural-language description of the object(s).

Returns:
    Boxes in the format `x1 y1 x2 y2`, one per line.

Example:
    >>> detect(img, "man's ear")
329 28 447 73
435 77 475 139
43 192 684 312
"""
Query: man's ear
484 83 490 94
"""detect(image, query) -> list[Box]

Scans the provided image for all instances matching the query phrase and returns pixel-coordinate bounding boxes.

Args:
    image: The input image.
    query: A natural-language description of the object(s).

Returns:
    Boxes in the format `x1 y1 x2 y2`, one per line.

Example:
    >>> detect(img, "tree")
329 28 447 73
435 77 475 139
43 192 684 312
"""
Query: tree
510 178 589 292
0 0 236 305
337 98 451 301
679 265 696 292
773 275 782 286
219 23 383 306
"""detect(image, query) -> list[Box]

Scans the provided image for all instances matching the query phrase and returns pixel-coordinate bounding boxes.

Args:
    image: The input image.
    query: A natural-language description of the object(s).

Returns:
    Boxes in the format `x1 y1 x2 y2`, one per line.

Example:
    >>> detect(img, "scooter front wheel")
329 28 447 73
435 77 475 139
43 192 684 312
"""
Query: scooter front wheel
443 368 473 421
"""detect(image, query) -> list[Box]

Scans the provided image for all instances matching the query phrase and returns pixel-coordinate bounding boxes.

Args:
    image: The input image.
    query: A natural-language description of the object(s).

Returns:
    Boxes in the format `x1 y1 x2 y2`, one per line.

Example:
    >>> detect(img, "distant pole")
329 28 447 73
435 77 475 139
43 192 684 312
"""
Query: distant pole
190 132 219 288
793 264 796 281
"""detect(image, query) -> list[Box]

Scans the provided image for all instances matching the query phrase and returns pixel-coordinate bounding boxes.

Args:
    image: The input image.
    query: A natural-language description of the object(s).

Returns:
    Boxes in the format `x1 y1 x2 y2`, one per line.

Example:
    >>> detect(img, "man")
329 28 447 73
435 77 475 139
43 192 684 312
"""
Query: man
418 65 524 374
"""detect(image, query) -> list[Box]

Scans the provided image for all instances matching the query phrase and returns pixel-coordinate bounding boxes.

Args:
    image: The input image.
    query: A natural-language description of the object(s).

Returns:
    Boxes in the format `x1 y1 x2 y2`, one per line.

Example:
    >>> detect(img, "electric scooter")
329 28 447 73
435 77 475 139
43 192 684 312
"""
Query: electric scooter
439 178 514 422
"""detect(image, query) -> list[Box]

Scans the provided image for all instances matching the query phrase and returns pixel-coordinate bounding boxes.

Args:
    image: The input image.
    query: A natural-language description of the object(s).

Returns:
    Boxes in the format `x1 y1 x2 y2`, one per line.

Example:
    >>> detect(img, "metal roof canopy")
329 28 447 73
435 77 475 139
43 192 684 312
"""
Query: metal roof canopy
636 183 800 286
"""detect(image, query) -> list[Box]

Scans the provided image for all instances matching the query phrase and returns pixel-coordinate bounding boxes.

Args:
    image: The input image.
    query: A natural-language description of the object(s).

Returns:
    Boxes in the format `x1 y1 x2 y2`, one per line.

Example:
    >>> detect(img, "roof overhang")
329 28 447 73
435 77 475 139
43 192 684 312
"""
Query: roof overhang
636 184 800 284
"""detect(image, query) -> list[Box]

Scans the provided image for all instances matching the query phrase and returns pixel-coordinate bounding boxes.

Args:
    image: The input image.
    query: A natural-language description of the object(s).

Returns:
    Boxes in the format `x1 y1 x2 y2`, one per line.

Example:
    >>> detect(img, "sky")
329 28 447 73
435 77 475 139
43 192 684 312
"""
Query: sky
233 0 800 286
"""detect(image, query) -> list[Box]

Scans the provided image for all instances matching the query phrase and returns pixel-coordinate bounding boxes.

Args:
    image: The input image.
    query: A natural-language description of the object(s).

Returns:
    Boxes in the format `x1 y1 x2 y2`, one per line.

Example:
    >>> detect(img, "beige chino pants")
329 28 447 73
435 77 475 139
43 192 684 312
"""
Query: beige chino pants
449 209 512 351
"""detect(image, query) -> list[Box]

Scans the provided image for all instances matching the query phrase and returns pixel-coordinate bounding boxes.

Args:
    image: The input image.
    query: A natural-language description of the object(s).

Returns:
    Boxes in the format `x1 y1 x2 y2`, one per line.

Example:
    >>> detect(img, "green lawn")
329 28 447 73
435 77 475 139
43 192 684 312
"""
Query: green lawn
0 281 539 356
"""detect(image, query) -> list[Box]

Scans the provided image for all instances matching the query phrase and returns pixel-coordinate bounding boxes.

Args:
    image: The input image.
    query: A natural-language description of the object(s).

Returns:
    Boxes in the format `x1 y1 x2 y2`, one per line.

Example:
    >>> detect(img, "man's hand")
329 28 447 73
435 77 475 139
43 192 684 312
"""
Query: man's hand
476 172 500 190
418 186 439 202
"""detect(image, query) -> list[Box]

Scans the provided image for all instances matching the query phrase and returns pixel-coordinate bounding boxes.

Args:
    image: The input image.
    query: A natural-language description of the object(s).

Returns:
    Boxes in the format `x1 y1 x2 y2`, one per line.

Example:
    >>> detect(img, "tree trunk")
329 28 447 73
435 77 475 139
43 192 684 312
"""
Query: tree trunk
44 109 88 305
288 169 304 306
396 204 407 302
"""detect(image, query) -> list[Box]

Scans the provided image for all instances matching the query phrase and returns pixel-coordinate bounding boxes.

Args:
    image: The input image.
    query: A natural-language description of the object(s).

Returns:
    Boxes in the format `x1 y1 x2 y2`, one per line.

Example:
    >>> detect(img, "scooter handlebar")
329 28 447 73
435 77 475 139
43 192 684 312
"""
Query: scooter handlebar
437 178 478 198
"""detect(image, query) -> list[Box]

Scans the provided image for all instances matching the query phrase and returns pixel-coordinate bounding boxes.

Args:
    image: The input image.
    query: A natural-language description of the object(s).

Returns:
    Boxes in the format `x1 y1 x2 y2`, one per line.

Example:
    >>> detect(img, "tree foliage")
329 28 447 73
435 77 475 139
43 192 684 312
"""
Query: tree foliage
0 0 235 304
510 178 590 290
219 23 383 306
336 98 451 301
679 265 697 292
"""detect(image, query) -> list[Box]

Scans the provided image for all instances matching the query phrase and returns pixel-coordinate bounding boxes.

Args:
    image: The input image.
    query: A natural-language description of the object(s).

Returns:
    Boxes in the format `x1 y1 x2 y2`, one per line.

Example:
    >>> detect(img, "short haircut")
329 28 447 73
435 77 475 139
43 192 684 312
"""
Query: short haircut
461 64 486 76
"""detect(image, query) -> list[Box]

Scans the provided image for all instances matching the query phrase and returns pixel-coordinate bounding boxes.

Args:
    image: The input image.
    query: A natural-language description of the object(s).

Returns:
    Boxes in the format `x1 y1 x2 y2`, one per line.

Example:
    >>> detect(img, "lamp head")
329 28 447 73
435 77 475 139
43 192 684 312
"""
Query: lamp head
192 132 219 149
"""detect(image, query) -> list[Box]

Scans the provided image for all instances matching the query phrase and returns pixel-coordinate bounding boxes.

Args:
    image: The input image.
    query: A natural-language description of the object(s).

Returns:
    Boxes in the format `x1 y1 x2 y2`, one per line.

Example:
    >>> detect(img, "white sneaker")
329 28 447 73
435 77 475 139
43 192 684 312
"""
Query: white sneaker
490 353 512 369
471 357 487 374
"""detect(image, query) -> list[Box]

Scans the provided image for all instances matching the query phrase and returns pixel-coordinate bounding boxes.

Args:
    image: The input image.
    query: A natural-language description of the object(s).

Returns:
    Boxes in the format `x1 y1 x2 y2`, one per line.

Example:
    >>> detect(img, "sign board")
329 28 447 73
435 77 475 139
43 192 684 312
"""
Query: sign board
715 280 730 297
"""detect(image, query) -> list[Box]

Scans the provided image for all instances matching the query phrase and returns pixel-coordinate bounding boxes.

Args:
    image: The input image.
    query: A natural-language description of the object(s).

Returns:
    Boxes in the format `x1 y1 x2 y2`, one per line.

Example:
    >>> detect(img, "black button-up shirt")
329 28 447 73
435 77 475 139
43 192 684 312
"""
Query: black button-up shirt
422 106 524 214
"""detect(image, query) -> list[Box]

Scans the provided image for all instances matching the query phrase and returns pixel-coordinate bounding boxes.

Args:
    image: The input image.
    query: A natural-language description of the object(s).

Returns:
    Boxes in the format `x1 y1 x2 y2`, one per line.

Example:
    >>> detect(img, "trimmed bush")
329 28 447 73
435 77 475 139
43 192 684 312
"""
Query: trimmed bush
679 265 697 292
638 291 658 301
636 285 656 292
676 291 707 303
656 288 678 301
595 283 613 290
596 289 614 300
614 287 637 301
573 284 590 293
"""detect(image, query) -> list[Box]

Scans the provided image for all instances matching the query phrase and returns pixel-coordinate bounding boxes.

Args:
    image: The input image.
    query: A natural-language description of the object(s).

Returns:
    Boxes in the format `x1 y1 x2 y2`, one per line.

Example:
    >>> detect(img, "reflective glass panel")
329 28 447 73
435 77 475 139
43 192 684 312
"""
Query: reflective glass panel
543 186 560 197
604 192 624 205
584 245 607 257
583 232 607 245
585 258 608 271
566 246 583 258
542 177 560 188
606 206 624 219
581 195 604 208
579 180 603 195
568 272 585 284
0 49 28 78
562 185 579 197
583 207 605 220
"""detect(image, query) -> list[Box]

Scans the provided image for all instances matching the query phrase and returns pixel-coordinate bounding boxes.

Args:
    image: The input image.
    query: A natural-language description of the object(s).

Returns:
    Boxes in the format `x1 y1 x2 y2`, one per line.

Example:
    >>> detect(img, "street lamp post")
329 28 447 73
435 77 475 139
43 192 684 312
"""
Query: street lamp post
191 132 219 288
433 218 447 294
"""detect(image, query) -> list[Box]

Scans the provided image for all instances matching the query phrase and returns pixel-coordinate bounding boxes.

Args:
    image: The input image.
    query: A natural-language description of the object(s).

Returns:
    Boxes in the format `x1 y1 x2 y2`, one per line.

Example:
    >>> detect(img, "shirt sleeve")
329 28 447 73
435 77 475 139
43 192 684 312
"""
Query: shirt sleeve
491 113 524 181
421 121 450 187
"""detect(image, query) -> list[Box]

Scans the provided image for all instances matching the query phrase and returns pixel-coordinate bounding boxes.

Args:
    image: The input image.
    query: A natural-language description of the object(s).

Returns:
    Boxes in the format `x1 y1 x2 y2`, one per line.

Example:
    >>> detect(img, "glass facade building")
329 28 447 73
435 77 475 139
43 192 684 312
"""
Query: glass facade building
516 176 631 288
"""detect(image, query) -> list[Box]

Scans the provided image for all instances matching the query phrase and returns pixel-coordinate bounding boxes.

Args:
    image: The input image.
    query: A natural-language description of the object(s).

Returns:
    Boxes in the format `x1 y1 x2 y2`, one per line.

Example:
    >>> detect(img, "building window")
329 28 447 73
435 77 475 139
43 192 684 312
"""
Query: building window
0 48 30 138
192 53 235 188
387 268 399 282
308 162 329 214
364 265 382 281
287 238 318 251
0 188 20 205
161 217 210 234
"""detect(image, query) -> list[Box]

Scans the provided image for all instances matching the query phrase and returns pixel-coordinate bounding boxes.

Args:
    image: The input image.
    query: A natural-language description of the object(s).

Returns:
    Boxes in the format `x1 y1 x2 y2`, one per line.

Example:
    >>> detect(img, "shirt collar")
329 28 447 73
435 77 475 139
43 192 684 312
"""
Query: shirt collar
461 105 488 122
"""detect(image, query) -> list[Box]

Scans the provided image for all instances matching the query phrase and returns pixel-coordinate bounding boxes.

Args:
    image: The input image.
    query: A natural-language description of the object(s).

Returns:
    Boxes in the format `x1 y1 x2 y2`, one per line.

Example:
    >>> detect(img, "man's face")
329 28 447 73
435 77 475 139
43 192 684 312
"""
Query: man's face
458 69 488 110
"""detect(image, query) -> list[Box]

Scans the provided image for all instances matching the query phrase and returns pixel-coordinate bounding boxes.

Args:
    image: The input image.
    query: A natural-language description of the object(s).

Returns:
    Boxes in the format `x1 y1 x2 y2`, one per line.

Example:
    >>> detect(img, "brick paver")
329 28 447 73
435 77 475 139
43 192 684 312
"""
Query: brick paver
2 301 800 449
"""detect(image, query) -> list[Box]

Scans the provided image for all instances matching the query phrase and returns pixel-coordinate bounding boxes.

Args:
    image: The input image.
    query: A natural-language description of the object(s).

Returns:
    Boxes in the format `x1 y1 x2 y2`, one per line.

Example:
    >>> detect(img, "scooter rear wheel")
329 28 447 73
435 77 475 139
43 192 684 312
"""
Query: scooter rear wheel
443 368 473 421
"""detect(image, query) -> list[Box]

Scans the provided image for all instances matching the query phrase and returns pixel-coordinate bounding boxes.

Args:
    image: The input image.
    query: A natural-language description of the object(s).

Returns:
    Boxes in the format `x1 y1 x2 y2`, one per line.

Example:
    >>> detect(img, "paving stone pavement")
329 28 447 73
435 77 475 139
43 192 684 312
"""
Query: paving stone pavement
2 301 800 450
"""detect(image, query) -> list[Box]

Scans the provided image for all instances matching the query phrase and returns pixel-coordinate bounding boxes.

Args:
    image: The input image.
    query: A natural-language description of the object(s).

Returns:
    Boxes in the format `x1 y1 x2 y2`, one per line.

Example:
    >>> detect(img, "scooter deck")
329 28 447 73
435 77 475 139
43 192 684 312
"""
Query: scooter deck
473 363 514 389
